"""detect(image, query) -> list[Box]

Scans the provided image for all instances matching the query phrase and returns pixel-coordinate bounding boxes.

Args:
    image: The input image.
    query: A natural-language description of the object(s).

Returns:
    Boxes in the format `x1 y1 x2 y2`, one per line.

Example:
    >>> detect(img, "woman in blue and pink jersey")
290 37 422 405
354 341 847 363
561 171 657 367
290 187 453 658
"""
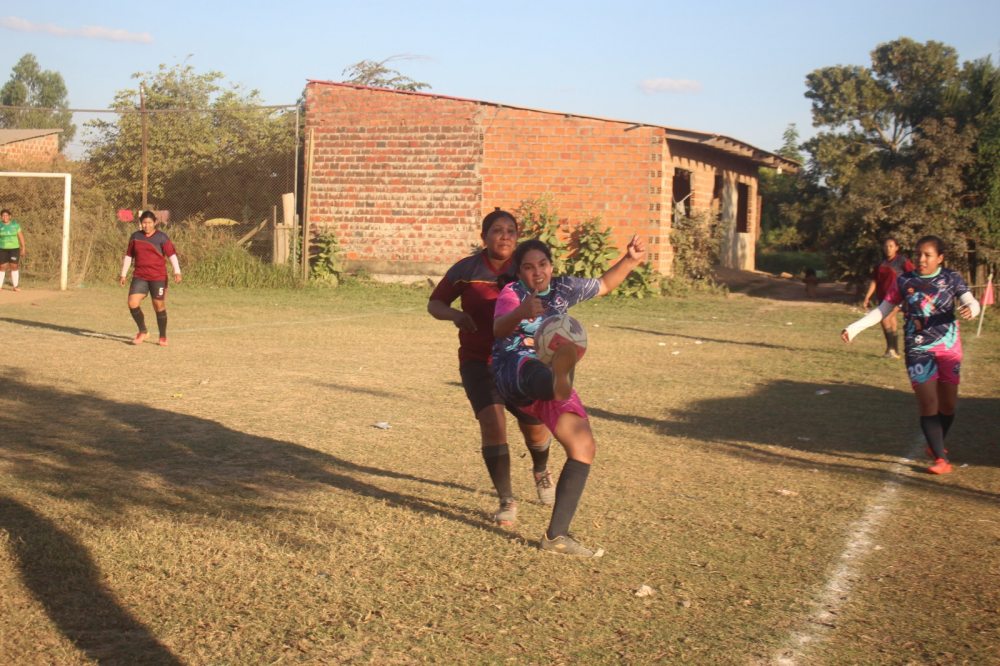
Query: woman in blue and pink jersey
843 235 980 475
119 211 181 347
428 210 552 527
492 235 645 557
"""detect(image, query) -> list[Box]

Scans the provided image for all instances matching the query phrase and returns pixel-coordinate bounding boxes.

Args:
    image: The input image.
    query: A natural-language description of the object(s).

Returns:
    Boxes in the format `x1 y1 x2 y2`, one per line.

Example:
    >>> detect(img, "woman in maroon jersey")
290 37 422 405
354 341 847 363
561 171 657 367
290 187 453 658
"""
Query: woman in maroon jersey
428 209 552 526
862 237 914 359
119 211 182 346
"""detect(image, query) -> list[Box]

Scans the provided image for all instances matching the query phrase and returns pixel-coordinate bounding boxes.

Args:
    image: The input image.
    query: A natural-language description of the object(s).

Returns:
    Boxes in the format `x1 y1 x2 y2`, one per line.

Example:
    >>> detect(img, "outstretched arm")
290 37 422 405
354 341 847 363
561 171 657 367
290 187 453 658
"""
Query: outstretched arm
597 235 646 297
842 300 896 343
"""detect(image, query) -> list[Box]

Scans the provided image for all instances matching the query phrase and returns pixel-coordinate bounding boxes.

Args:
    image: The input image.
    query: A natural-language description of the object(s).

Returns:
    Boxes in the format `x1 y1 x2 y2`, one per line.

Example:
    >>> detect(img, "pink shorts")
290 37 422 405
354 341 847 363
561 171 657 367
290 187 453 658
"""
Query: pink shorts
520 389 589 433
906 339 962 388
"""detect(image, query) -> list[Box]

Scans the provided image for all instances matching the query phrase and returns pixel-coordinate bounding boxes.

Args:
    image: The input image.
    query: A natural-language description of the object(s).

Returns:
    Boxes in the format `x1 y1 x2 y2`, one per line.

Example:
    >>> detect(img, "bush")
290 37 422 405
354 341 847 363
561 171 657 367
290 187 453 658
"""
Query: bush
670 210 725 280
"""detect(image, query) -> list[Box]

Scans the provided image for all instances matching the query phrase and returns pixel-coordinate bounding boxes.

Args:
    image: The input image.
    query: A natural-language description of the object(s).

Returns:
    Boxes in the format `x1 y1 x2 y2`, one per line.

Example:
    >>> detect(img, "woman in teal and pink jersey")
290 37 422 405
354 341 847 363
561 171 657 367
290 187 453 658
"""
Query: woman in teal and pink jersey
843 235 980 475
120 211 182 346
492 235 646 557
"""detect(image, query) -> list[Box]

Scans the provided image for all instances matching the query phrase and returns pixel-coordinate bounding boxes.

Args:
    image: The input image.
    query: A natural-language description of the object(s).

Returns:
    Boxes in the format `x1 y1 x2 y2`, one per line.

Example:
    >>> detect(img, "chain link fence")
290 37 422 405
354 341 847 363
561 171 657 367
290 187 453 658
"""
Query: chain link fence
0 105 299 287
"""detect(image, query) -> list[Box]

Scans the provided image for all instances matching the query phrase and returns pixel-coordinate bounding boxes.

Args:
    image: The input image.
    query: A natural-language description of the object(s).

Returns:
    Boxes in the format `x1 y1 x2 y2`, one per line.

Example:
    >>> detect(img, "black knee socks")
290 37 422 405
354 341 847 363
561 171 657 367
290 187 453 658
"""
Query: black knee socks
920 415 947 461
156 310 167 339
482 444 513 501
939 412 955 439
130 307 146 333
546 458 591 539
526 437 551 474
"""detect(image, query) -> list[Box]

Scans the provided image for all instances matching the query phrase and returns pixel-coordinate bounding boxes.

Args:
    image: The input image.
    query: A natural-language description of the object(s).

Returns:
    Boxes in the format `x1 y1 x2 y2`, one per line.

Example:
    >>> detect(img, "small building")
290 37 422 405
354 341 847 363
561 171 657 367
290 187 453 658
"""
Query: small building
303 81 798 277
0 128 62 163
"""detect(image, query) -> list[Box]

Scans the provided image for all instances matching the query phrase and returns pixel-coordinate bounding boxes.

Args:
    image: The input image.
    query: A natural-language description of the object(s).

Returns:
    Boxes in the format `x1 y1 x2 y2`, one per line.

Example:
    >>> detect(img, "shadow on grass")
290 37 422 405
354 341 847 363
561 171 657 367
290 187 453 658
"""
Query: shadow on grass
589 379 1000 503
315 381 405 399
0 496 184 666
610 325 835 354
0 371 511 664
0 316 129 344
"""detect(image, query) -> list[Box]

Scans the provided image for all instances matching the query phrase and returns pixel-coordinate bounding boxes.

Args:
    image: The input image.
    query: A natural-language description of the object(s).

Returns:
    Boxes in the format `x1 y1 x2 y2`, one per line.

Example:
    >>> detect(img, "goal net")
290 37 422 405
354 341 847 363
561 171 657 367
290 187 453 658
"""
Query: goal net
0 171 72 290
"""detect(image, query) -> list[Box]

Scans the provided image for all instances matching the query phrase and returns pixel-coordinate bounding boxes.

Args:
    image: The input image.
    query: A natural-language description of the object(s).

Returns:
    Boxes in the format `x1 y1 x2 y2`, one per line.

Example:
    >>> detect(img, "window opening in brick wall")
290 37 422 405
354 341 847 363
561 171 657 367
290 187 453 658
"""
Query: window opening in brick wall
736 182 749 233
671 168 692 222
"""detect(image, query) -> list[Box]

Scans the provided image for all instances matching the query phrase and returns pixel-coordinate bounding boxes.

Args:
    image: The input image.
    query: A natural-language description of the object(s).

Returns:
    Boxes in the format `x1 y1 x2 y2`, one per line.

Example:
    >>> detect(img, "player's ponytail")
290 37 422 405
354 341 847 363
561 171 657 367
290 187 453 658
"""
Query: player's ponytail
498 239 552 289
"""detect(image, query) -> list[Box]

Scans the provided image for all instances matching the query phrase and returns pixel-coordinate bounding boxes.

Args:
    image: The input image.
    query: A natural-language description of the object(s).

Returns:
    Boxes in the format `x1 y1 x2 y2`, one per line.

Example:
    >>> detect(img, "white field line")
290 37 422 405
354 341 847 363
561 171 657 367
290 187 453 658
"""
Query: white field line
770 436 924 665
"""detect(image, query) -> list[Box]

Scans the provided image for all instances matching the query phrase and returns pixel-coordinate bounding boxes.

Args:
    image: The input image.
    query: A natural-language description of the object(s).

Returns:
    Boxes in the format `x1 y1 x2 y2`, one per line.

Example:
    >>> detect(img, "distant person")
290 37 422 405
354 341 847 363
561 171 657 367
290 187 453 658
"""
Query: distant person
843 235 979 475
803 268 819 298
120 211 181 346
427 210 554 527
862 237 914 359
0 209 26 291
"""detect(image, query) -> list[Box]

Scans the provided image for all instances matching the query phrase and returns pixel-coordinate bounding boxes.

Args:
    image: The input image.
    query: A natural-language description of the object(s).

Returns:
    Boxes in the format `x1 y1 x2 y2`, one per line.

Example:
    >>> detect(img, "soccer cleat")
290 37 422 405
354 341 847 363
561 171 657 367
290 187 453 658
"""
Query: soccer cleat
882 350 900 359
131 332 149 345
158 338 168 347
494 498 517 526
11 286 20 292
927 459 952 475
539 534 604 558
533 468 555 505
925 445 948 458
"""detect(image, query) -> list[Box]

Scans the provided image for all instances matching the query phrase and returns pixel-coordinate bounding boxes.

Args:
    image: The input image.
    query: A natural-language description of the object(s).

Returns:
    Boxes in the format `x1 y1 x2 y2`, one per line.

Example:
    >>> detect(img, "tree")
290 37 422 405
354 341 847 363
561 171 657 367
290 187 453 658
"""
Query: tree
758 123 804 244
342 55 430 91
86 61 296 223
797 38 982 283
0 53 76 149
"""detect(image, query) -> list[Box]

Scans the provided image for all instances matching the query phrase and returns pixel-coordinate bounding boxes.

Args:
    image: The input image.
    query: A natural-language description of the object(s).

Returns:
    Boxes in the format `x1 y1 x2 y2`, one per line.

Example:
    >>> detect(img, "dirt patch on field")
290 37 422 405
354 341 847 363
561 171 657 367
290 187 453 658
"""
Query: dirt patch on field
713 266 857 305
0 288 73 307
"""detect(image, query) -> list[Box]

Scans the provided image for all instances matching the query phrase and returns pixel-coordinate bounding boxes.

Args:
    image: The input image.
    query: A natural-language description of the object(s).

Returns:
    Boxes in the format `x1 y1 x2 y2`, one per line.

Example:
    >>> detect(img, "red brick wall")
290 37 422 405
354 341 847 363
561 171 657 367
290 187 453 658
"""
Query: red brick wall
305 82 764 274
0 134 60 162
305 83 483 269
481 109 669 271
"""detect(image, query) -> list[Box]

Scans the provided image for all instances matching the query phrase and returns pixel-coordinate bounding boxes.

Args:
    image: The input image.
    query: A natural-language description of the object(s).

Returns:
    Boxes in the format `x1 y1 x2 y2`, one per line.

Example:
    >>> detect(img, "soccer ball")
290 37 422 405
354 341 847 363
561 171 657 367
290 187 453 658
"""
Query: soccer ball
533 314 588 364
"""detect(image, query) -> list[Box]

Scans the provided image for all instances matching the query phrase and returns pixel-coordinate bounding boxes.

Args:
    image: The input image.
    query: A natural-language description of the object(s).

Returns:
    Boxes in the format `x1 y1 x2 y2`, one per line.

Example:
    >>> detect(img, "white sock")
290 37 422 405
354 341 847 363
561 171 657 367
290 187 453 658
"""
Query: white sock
0 270 6 287
11 269 18 287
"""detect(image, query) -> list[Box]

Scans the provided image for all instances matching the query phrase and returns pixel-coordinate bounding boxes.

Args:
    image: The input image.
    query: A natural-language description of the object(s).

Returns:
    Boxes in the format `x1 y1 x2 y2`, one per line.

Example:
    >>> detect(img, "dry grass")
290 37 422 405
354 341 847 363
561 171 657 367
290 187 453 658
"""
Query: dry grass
0 284 997 665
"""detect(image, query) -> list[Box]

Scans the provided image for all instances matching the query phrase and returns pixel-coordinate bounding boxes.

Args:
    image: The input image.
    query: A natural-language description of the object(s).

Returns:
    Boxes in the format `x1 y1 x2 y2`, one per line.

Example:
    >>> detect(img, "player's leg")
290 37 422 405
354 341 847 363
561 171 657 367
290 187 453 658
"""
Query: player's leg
935 346 961 444
460 361 516 524
150 281 168 346
8 252 20 290
0 259 7 289
879 309 899 359
128 280 150 344
517 345 578 404
912 359 950 472
512 413 554 505
540 410 602 557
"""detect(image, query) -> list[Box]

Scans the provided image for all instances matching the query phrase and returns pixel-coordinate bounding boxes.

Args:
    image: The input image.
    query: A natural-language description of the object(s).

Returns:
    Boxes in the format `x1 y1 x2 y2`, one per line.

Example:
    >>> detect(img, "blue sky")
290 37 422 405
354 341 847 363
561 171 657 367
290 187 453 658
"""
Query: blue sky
2 0 999 155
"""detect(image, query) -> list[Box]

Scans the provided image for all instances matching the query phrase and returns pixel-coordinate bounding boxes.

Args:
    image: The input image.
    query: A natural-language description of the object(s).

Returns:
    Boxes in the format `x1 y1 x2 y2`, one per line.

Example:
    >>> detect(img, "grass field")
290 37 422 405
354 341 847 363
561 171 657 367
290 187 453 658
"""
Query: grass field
1 282 998 665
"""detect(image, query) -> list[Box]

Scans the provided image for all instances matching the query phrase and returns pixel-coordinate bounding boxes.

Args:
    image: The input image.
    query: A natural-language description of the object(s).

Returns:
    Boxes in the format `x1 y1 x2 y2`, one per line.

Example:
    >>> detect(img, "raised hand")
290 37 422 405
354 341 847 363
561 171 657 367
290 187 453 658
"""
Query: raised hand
626 234 646 262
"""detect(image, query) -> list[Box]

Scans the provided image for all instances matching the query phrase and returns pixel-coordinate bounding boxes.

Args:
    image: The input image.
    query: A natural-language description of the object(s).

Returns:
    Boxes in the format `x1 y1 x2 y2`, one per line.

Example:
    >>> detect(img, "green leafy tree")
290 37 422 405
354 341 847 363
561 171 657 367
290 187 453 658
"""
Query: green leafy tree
758 123 803 241
0 53 76 149
797 38 983 282
342 55 430 91
86 61 296 223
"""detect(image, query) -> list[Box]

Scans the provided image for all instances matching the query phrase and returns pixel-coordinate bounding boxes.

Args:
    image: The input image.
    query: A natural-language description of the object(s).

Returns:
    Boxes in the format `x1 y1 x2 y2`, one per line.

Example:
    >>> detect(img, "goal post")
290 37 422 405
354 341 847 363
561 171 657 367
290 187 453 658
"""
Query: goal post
0 171 72 290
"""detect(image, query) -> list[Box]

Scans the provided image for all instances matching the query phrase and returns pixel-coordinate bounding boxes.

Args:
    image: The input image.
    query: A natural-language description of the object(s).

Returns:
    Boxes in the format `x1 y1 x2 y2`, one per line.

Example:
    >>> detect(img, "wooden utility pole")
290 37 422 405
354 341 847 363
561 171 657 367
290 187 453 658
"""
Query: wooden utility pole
302 128 315 281
140 84 148 210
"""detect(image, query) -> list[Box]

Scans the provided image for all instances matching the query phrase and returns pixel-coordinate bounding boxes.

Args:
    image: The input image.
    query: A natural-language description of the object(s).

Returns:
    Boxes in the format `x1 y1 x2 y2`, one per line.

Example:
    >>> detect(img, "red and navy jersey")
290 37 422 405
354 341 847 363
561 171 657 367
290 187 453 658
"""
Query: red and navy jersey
430 250 514 366
872 255 913 301
126 230 177 281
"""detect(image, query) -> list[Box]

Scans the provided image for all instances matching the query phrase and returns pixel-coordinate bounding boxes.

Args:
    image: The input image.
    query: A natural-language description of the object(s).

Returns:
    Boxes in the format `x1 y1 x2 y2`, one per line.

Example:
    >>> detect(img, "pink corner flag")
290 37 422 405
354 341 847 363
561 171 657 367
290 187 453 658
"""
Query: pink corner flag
984 276 995 306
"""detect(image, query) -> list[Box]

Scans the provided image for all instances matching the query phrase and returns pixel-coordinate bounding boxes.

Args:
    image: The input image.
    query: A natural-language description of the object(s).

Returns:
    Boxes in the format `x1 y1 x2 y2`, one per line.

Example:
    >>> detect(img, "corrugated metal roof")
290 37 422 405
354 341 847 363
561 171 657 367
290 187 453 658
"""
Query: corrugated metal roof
0 128 63 146
306 80 800 173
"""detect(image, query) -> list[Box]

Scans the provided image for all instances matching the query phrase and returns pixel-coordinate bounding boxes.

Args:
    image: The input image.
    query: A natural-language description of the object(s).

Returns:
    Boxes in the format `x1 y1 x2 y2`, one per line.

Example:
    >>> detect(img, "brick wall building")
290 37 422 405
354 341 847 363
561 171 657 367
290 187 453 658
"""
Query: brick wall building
0 129 62 163
303 81 797 277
